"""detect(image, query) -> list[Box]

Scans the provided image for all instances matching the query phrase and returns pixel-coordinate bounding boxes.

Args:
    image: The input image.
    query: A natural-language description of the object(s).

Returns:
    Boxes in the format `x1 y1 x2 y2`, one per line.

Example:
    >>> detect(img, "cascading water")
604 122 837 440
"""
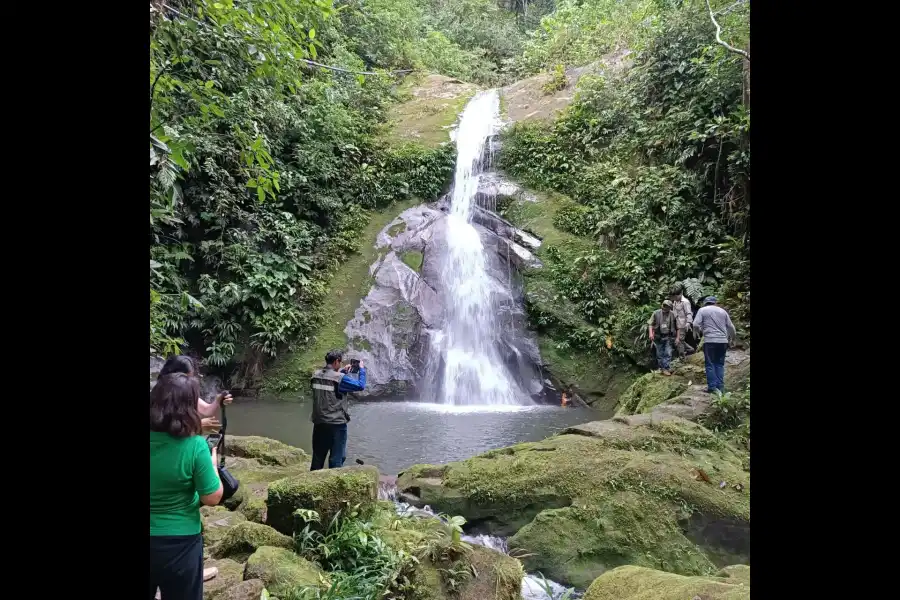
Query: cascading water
378 484 579 600
431 90 531 406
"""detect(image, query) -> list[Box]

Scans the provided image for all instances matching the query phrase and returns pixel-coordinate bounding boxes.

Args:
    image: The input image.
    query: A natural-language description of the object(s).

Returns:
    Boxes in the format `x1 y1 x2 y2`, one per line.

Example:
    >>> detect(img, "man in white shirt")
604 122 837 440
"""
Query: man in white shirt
693 296 737 393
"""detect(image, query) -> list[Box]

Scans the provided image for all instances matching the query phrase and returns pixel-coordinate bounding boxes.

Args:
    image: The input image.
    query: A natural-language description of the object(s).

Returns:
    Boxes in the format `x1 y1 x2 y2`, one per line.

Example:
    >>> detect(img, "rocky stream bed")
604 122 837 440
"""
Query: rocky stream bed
201 397 750 600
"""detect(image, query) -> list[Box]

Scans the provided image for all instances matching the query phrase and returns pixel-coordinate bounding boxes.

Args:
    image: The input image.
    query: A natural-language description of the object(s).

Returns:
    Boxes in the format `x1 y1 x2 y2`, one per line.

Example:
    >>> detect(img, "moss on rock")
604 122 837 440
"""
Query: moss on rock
238 494 268 524
227 436 309 467
202 506 248 549
266 465 379 535
583 564 750 600
218 579 265 600
212 522 293 561
203 558 245 600
398 417 749 588
615 372 688 416
461 545 523 600
244 546 328 597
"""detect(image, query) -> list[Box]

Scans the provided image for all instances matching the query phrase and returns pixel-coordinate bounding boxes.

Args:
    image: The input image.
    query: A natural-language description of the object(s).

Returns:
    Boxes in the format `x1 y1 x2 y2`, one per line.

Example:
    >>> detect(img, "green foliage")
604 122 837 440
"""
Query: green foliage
289 505 420 599
541 64 568 94
700 384 750 449
501 1 750 367
516 0 657 75
149 1 460 381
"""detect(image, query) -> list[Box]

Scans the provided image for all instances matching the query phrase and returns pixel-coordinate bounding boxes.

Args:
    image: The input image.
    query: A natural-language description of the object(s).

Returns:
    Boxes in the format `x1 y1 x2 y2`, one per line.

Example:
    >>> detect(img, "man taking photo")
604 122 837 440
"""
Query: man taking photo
309 350 367 470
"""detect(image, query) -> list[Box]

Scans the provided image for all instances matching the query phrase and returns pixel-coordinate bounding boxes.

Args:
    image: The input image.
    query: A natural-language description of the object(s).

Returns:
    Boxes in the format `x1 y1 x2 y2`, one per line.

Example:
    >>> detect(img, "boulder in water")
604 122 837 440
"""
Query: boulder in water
582 564 750 600
266 465 379 535
243 547 328 597
398 417 749 589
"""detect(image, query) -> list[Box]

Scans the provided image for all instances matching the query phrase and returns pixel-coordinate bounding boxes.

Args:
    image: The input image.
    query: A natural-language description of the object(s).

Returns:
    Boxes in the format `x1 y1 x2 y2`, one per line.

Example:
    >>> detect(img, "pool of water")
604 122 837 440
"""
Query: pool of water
224 398 601 475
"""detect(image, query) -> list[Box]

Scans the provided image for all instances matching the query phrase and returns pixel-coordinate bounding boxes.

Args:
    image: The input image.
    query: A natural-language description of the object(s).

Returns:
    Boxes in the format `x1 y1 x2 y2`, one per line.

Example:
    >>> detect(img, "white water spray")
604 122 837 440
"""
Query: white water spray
435 90 529 406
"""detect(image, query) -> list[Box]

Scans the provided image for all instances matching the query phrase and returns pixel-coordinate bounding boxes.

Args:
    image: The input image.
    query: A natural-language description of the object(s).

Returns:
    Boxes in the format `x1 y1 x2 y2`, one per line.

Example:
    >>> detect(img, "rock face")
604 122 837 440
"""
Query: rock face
266 465 379 535
583 564 750 600
244 546 327 597
217 579 266 600
343 201 548 400
398 417 750 589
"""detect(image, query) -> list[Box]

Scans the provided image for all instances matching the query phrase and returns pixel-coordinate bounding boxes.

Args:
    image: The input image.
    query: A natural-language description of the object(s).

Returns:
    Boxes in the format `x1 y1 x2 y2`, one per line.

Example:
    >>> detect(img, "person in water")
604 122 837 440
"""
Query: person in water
157 356 233 433
150 373 223 600
309 350 367 470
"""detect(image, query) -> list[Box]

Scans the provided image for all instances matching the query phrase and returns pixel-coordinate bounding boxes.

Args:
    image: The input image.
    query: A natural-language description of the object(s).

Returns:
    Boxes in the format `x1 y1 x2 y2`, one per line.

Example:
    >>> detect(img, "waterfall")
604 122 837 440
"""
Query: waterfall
431 90 531 406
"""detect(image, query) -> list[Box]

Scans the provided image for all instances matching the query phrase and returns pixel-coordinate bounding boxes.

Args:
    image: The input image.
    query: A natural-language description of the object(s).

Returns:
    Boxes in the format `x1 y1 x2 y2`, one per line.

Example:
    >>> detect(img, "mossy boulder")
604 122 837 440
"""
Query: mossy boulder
227 436 309 467
202 506 248 549
212 522 293 561
398 417 749 588
218 579 265 600
243 546 328 597
203 558 245 600
238 494 267 524
583 564 750 600
615 372 688 416
459 545 523 600
266 465 379 535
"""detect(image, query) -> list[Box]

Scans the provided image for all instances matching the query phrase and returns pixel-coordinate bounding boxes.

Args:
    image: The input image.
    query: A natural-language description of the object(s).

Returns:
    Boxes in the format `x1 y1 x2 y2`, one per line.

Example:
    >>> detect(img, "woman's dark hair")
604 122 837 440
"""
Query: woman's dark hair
159 355 197 378
150 373 202 438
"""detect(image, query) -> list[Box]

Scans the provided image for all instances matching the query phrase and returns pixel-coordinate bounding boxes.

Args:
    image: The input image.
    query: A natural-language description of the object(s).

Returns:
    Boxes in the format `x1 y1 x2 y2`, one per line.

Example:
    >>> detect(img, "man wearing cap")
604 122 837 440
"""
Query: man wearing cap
648 300 678 375
692 297 737 393
669 284 694 357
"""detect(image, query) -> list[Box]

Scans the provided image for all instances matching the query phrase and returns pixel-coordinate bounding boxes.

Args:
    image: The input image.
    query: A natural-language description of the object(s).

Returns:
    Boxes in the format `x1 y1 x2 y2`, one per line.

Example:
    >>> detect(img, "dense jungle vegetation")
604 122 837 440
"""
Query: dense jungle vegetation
150 0 750 383
501 0 750 368
149 0 534 383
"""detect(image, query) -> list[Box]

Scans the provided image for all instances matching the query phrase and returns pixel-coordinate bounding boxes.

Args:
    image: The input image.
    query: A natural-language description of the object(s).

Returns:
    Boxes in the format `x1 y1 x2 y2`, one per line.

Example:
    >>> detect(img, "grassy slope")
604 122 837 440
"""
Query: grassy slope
503 188 634 412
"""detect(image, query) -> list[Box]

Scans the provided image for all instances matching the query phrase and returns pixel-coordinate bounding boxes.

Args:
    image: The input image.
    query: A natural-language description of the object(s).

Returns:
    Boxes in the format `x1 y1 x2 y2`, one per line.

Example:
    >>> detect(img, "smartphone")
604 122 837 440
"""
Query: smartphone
349 359 360 374
206 433 223 451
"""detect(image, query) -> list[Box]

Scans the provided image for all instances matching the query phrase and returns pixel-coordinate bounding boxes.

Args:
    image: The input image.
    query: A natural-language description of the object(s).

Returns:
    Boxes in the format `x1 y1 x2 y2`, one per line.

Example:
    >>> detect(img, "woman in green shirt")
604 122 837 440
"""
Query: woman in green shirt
150 373 222 600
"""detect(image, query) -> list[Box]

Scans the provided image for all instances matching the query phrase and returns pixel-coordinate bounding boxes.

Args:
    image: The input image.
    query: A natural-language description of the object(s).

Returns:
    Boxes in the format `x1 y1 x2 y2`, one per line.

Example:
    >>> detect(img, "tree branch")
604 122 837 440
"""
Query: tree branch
706 0 750 61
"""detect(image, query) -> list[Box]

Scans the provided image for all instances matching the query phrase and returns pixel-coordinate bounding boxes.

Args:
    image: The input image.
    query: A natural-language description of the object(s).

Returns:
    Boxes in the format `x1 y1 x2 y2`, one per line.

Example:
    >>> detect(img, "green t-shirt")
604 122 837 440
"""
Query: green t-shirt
150 431 221 536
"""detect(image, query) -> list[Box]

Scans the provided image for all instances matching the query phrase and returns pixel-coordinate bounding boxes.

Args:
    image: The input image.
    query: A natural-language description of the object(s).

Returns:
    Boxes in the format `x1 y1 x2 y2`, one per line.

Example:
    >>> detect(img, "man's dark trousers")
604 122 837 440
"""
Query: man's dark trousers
310 423 348 470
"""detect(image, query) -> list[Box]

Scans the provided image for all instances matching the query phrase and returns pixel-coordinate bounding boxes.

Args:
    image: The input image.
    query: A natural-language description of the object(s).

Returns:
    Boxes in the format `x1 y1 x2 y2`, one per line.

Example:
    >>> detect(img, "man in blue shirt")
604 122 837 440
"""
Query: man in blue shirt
309 350 367 470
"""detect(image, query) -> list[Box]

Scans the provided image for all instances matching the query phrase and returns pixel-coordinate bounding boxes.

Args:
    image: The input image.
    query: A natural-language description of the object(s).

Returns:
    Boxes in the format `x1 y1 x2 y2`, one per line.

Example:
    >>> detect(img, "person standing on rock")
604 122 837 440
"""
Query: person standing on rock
669 284 695 357
309 350 367 470
693 296 737 394
648 300 678 376
150 373 223 600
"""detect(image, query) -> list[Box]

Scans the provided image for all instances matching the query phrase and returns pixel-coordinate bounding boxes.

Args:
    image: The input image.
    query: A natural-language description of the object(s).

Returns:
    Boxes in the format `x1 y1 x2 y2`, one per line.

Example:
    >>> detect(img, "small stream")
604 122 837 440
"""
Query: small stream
379 485 580 600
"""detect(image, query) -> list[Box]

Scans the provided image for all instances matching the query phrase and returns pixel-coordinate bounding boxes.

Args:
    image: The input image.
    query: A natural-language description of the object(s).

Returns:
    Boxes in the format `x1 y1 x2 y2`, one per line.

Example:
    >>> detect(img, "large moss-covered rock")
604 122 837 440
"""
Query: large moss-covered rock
243 546 328 597
459 545 522 600
227 436 309 467
202 506 248 549
614 372 688 416
203 558 245 600
266 465 379 535
398 417 749 588
212 522 293 561
583 564 750 600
